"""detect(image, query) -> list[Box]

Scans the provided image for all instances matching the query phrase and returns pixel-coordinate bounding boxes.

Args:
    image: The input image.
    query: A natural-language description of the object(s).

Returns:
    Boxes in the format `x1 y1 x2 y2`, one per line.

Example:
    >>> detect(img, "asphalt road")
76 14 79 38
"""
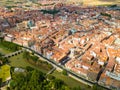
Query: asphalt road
23 46 111 90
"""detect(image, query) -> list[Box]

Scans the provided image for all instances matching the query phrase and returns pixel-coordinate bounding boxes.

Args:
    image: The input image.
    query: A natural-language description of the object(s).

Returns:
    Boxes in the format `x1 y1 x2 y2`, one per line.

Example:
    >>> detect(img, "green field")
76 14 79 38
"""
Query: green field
8 53 51 73
8 51 93 89
8 53 92 89
0 64 11 82
51 70 92 90
0 44 12 55
8 52 93 89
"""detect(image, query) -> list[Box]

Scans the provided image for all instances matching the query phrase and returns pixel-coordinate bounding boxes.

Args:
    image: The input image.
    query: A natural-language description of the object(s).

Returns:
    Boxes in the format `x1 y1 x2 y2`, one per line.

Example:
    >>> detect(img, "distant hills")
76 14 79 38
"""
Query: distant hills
65 0 120 6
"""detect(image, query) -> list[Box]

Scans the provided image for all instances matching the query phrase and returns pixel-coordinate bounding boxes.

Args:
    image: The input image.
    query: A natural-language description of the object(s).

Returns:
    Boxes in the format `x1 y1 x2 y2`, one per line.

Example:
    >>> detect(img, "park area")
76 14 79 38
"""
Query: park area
0 40 20 55
0 40 52 73
0 44 12 55
0 41 105 90
51 70 92 90
8 52 52 73
0 64 11 82
2 48 92 89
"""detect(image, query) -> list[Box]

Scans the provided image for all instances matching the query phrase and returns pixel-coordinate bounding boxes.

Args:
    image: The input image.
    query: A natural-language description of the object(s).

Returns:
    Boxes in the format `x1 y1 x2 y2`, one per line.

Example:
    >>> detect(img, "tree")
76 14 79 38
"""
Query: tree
9 68 70 90
31 51 35 55
52 79 64 89
47 74 55 81
92 84 104 90
0 78 2 89
72 86 82 90
7 87 10 90
28 40 35 47
2 57 8 64
26 66 34 71
23 51 30 60
0 37 3 42
40 9 60 20
0 57 8 65
31 55 39 62
62 70 68 76
0 41 20 51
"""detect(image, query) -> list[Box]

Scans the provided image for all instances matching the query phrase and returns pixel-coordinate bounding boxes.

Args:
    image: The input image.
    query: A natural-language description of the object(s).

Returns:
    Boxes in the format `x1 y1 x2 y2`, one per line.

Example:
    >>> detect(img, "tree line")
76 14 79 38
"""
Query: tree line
0 40 20 52
0 53 8 66
23 51 53 70
8 67 70 90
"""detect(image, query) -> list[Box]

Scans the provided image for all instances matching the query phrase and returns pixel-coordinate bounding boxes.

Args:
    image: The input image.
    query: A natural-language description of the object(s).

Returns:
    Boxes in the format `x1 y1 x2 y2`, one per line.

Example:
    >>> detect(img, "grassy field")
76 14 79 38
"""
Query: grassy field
8 53 52 73
0 44 12 55
0 64 11 82
51 70 92 90
8 52 92 89
8 53 92 89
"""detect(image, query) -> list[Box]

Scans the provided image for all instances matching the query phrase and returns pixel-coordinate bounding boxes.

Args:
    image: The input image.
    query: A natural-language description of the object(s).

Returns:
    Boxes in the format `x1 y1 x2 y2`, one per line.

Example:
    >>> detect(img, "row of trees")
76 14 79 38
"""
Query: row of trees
100 12 111 18
23 51 40 63
0 53 8 66
40 9 60 15
23 51 53 70
22 51 105 90
8 67 70 90
0 40 20 52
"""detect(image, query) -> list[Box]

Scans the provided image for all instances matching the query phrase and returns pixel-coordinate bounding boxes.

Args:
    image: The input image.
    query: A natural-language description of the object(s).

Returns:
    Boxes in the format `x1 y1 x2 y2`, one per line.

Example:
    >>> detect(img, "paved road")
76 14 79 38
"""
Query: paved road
47 67 56 75
23 46 110 90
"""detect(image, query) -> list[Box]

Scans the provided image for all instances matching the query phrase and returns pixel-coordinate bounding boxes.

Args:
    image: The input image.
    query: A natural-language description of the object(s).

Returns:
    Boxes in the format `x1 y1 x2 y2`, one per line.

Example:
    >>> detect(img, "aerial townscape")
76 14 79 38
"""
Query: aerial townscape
0 0 120 90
